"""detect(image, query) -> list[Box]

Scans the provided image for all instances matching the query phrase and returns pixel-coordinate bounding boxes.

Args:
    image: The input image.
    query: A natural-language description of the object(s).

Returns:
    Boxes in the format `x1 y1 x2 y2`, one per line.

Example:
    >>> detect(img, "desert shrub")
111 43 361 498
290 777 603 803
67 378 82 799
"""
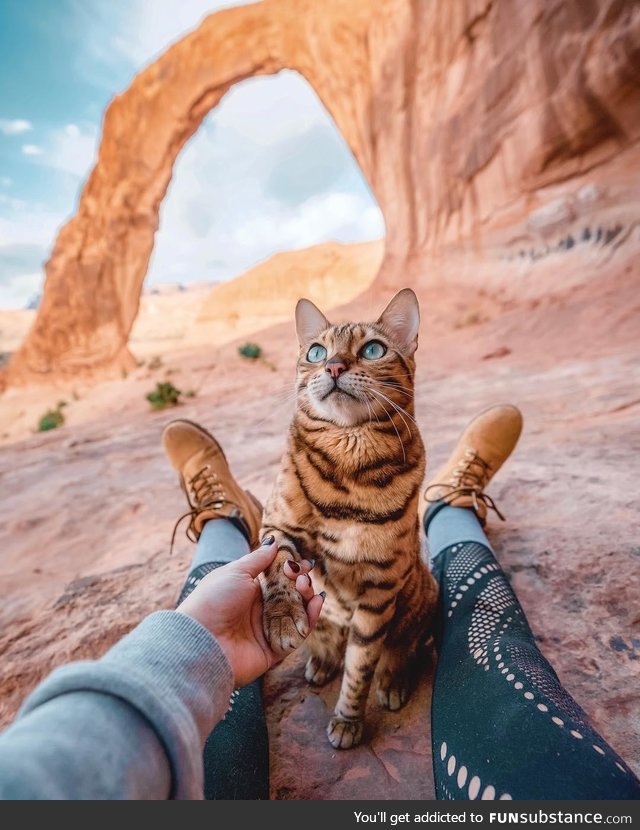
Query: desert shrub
238 342 262 360
38 401 67 432
146 381 182 410
148 355 163 370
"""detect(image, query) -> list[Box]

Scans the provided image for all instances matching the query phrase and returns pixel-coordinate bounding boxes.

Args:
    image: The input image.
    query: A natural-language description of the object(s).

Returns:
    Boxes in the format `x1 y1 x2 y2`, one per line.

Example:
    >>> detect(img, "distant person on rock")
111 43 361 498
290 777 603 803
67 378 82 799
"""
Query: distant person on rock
0 407 638 799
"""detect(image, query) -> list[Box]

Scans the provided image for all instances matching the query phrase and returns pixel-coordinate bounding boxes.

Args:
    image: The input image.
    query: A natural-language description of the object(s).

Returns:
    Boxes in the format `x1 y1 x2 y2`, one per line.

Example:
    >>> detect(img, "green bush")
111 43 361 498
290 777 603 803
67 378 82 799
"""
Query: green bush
146 382 182 410
37 401 67 432
238 342 262 360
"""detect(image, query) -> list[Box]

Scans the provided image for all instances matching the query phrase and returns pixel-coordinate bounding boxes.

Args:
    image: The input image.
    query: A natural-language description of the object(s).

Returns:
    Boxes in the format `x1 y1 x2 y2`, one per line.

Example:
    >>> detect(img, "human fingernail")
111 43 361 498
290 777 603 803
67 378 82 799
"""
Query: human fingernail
319 591 327 600
261 535 275 546
305 573 313 586
287 560 300 573
308 558 316 569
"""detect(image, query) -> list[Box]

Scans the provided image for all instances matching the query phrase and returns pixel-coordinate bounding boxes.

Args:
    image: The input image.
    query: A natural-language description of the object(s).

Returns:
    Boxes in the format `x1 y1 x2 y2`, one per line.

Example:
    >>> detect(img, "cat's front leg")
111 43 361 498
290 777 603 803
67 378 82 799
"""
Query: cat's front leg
328 593 397 749
259 526 314 655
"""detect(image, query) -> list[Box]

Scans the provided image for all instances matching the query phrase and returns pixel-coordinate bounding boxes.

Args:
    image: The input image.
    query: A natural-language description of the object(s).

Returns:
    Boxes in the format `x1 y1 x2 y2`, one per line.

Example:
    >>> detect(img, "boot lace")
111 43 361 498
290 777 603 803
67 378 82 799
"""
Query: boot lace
424 448 506 521
170 464 228 554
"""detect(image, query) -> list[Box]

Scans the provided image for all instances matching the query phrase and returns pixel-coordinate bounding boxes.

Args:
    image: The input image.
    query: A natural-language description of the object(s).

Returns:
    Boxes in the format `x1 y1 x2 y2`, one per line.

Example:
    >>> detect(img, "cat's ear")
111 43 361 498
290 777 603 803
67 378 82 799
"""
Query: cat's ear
377 288 420 353
295 298 330 344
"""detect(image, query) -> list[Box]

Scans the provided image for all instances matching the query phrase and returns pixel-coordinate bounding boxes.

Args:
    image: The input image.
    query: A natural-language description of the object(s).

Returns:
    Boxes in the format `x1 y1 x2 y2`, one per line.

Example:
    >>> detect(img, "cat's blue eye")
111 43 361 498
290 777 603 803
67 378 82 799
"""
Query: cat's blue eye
307 344 327 363
362 340 387 360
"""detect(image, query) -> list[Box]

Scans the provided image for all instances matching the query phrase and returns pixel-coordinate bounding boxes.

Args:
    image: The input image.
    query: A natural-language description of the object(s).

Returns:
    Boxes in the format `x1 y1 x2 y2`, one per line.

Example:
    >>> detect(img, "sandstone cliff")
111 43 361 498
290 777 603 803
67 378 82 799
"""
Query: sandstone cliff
4 0 639 384
191 240 382 346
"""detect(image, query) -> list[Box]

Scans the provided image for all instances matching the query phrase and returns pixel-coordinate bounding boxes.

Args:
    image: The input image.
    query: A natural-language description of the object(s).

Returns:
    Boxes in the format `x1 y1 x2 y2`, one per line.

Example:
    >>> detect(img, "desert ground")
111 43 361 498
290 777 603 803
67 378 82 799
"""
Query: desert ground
0 236 638 799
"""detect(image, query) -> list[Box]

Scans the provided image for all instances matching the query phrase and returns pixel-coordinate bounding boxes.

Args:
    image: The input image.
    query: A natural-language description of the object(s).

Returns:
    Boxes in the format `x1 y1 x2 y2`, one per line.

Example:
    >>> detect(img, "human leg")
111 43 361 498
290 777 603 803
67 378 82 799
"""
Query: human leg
164 420 268 800
424 406 640 800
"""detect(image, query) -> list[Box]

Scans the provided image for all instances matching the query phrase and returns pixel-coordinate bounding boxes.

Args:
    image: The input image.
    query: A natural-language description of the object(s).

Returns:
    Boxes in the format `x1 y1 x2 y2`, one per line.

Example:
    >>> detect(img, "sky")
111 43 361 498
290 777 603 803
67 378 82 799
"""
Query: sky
0 0 383 308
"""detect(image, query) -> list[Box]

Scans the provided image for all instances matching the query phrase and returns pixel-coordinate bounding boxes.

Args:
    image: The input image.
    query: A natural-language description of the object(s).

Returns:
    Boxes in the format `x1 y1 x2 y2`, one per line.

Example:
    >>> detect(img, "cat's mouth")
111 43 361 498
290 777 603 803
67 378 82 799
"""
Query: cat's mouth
320 384 357 402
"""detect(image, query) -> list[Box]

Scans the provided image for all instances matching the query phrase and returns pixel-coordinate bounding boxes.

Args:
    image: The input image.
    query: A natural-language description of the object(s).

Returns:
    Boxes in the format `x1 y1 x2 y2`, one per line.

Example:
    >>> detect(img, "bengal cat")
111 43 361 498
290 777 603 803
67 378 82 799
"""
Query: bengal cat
260 288 438 749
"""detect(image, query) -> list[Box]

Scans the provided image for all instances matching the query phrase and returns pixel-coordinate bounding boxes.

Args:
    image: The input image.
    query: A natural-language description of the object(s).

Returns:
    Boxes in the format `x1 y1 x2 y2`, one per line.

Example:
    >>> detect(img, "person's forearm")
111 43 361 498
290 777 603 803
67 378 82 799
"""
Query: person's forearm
0 692 172 799
0 611 234 800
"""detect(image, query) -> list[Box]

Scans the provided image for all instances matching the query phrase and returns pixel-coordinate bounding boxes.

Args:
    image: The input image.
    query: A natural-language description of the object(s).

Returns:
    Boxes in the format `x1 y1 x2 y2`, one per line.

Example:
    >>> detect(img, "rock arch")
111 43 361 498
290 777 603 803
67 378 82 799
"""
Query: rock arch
4 0 639 384
5 0 383 384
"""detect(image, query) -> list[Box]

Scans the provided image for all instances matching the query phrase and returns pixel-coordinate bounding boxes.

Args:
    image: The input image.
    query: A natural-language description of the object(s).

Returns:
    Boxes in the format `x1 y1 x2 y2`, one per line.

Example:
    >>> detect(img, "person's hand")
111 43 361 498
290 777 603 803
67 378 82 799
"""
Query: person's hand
176 538 324 687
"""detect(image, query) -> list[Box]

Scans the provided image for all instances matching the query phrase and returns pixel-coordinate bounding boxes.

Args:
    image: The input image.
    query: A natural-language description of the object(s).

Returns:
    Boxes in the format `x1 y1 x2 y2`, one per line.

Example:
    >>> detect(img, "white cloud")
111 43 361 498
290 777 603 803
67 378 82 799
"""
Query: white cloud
70 0 256 87
22 144 44 156
0 272 42 308
0 212 61 249
0 193 28 211
0 210 64 308
46 123 98 178
214 72 328 146
0 119 32 136
110 0 256 66
17 123 98 179
231 192 384 254
146 73 383 286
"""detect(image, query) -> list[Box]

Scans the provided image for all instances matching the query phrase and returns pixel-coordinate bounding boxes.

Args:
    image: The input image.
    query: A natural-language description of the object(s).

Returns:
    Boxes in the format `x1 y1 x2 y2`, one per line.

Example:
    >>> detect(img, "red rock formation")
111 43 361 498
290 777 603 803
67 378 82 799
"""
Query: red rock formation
191 240 382 346
3 0 640 385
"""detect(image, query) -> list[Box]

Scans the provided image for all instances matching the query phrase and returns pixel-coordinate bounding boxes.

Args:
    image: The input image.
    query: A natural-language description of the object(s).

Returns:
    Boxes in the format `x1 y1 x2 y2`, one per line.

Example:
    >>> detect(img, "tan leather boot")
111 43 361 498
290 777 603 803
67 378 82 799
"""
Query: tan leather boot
422 404 523 525
162 419 263 549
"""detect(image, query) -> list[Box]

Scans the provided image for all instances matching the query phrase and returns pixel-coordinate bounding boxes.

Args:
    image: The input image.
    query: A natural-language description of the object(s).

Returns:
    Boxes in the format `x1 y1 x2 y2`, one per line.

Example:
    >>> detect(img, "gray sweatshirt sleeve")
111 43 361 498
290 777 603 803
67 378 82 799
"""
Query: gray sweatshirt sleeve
0 611 234 800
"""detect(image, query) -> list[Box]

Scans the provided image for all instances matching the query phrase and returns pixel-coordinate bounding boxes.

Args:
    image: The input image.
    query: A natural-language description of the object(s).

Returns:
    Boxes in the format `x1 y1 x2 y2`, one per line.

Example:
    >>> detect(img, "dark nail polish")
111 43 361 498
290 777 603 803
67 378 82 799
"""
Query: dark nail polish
308 558 316 569
319 591 327 599
261 535 275 546
287 560 300 573
305 573 313 586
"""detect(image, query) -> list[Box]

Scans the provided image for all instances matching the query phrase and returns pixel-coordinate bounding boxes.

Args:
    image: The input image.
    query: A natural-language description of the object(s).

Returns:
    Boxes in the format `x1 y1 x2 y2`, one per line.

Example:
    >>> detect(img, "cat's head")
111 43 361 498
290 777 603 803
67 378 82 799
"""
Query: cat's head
294 288 420 427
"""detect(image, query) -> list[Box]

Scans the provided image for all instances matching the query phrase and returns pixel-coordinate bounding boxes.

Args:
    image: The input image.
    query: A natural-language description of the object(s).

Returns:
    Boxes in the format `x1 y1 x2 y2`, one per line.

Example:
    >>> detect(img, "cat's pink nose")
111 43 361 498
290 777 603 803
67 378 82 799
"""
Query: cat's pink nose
325 360 348 379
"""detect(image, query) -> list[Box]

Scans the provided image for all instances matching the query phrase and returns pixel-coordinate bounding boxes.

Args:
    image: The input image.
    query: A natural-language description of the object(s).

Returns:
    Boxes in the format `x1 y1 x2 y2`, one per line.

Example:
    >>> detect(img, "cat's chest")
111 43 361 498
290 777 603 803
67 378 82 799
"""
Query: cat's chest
318 521 379 560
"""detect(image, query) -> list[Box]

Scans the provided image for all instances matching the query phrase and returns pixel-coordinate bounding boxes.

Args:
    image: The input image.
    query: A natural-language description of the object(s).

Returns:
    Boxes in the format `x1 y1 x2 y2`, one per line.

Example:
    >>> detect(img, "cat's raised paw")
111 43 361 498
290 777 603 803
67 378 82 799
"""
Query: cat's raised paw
263 604 309 655
327 715 363 749
305 656 339 686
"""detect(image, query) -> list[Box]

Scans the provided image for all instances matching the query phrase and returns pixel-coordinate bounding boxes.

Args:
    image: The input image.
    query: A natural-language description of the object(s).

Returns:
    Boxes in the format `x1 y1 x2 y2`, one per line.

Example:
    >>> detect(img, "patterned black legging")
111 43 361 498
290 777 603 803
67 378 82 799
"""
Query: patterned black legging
430 536 640 799
176 519 270 801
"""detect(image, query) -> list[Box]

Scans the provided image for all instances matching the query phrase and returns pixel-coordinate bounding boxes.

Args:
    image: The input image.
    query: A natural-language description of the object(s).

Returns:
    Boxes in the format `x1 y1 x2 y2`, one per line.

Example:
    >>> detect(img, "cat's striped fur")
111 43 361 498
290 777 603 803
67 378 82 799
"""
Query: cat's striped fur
260 289 438 749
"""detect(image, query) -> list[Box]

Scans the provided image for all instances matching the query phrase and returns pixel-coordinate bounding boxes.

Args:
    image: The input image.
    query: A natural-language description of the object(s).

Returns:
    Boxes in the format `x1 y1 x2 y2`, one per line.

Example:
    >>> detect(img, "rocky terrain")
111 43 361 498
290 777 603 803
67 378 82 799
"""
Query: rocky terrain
1 235 638 798
0 0 638 801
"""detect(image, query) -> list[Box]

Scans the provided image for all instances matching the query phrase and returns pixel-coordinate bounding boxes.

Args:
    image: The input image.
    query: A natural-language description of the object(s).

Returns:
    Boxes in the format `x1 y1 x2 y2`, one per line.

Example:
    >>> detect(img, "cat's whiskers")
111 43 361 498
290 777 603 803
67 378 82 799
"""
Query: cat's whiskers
267 381 298 400
365 389 407 463
369 390 414 442
372 381 415 399
372 381 415 412
375 373 413 382
362 395 376 427
367 385 418 433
